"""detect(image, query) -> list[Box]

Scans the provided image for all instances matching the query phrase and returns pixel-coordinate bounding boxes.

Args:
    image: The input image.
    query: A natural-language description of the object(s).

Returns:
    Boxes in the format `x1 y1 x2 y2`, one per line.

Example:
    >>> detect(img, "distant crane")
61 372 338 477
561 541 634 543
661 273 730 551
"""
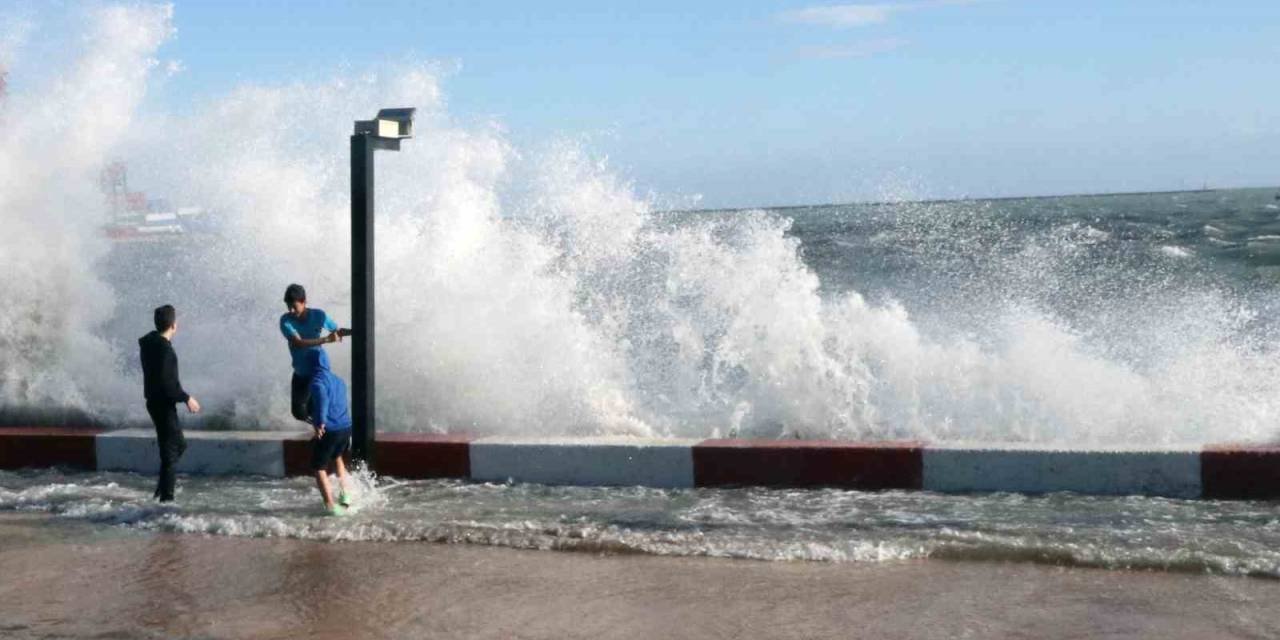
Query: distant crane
99 162 208 241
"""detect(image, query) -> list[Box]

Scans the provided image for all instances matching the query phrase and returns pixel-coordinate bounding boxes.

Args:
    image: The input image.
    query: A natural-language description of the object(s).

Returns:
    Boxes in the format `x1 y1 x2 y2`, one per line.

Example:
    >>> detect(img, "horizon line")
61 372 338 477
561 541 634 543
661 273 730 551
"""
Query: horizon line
674 184 1280 215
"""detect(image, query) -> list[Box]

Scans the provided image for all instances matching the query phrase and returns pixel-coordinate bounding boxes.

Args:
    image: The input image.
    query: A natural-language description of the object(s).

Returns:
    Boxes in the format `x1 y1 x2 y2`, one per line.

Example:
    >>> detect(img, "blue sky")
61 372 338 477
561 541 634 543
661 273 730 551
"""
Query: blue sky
58 1 1280 207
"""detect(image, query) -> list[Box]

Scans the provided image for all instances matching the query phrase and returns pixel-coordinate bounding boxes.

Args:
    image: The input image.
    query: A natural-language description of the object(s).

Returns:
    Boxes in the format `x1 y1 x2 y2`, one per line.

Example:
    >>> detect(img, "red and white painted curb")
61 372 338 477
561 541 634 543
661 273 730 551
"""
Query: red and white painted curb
2 427 1279 499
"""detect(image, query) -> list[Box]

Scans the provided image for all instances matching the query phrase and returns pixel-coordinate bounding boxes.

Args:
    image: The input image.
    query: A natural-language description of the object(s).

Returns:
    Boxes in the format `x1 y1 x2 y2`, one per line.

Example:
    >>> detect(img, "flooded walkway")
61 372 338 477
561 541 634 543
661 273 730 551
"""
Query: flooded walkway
3 513 1280 639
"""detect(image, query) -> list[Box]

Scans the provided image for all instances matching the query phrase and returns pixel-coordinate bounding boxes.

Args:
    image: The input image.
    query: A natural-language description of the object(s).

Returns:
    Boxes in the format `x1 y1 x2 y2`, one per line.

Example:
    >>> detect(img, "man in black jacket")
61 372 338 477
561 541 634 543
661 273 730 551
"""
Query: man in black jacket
139 304 201 502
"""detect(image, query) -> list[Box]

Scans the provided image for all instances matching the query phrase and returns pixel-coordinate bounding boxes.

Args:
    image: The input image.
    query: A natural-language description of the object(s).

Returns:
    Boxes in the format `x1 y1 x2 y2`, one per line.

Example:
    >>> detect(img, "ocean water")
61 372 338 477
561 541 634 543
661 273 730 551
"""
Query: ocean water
5 467 1280 577
2 4 1279 446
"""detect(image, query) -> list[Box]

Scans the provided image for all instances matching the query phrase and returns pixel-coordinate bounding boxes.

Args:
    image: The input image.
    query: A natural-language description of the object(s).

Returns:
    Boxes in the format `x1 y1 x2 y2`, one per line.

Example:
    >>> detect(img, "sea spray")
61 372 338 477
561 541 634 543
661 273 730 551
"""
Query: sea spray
2 4 1280 445
0 5 173 422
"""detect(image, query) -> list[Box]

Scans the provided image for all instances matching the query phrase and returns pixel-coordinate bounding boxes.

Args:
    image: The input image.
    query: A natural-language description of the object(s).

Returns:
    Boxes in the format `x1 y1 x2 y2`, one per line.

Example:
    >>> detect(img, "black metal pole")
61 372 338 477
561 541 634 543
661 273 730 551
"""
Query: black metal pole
351 133 375 464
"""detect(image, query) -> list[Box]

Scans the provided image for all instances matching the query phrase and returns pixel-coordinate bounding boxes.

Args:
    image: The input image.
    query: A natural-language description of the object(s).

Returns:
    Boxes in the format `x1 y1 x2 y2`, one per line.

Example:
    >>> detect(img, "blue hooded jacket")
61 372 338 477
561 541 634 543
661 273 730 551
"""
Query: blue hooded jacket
306 349 352 431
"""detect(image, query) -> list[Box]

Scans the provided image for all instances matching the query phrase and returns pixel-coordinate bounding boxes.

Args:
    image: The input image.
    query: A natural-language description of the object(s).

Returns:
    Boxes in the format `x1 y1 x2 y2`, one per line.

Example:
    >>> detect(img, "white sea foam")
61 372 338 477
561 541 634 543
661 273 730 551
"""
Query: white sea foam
7 469 1280 576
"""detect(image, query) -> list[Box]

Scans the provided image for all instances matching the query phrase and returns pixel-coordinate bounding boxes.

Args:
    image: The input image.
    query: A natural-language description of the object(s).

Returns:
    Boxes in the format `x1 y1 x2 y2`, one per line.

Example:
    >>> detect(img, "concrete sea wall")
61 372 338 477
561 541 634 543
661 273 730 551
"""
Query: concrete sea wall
2 427 1278 499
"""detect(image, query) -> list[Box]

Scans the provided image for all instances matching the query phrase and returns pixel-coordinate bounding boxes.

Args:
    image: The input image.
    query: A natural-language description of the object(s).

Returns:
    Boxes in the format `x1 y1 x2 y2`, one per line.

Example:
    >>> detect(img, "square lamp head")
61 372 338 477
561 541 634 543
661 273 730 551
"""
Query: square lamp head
375 108 415 138
355 107 415 140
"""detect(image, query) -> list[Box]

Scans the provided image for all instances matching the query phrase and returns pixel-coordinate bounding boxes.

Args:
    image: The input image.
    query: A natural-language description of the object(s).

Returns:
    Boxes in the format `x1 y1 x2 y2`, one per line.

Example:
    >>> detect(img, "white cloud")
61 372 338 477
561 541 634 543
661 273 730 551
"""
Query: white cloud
781 4 898 28
796 37 910 59
0 14 34 69
779 0 978 29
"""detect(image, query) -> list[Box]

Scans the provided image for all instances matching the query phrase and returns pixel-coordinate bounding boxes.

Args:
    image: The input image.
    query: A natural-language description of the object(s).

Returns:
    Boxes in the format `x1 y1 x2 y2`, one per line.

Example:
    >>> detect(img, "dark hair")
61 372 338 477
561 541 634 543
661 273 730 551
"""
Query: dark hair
284 284 307 306
154 304 176 332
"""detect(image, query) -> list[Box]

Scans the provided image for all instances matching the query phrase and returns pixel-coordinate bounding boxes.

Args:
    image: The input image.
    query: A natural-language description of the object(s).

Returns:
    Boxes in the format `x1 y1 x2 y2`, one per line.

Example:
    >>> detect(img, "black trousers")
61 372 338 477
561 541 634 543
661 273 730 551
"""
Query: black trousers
146 402 187 501
291 373 311 422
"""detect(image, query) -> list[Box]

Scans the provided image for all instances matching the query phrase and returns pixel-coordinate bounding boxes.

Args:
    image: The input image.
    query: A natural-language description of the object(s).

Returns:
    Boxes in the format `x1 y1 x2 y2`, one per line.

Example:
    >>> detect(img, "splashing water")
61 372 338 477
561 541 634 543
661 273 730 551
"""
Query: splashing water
0 5 173 424
8 468 1280 577
1 4 1279 446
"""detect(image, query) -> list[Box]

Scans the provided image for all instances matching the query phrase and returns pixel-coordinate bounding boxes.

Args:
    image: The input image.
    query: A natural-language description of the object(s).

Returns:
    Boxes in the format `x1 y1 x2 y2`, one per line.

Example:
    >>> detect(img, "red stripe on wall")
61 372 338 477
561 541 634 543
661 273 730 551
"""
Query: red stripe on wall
1201 445 1280 499
374 434 474 479
693 439 923 489
0 427 103 470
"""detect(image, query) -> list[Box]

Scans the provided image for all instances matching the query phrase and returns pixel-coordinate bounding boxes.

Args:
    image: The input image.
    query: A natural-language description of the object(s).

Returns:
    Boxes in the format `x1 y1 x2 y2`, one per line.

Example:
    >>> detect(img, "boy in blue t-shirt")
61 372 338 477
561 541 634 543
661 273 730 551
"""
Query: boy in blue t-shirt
280 283 350 423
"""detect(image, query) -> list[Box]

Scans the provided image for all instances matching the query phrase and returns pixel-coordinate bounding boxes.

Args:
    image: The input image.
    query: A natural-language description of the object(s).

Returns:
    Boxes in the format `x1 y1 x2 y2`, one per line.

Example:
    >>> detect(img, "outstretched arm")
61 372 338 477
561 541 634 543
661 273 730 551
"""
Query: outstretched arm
289 334 340 348
282 313 343 348
322 313 350 341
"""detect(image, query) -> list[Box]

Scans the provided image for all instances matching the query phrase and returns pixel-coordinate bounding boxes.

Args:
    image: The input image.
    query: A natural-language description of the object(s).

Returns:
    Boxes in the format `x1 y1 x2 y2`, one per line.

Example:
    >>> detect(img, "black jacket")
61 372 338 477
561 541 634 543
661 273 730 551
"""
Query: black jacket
139 331 190 405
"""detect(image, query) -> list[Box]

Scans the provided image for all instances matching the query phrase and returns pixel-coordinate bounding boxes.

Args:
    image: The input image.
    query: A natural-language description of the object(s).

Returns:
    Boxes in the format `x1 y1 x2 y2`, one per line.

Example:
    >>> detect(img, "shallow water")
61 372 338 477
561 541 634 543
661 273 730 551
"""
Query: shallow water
5 468 1280 578
7 513 1280 640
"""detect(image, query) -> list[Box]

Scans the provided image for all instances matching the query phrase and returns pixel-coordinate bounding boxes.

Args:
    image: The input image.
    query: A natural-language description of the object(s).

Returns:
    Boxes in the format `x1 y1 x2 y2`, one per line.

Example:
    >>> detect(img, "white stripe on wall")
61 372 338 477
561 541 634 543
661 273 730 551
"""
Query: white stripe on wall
95 429 287 477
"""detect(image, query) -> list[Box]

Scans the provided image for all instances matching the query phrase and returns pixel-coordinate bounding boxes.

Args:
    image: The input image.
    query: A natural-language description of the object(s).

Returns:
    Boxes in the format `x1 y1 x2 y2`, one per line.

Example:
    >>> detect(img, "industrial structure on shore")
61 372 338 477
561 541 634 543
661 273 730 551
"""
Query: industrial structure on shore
100 162 213 241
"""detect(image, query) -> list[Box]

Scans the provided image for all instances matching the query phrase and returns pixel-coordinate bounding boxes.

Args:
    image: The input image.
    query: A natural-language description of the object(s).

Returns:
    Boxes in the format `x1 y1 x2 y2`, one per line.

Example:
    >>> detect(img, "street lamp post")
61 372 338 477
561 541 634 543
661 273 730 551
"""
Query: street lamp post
351 107 415 465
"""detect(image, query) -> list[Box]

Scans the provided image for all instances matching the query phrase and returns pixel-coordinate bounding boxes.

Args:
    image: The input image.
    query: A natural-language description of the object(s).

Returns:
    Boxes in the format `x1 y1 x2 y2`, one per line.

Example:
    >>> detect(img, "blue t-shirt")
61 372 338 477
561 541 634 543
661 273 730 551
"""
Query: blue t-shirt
280 308 339 375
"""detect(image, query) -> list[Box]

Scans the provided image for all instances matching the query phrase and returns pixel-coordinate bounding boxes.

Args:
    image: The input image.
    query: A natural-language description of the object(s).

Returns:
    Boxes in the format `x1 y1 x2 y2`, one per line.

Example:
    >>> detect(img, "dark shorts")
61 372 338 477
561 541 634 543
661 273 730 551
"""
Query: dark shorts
310 428 351 472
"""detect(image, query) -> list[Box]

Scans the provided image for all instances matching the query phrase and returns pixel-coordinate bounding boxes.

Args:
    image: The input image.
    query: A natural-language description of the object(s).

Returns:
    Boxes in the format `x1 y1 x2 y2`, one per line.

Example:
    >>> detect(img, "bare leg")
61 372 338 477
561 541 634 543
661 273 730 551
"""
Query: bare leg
314 469 335 509
334 457 352 497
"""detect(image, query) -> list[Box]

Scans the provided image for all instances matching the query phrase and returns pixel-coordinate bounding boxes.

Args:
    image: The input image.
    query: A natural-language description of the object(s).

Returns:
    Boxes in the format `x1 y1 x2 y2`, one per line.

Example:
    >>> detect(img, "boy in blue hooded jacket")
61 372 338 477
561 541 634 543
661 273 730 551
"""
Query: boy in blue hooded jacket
304 349 354 515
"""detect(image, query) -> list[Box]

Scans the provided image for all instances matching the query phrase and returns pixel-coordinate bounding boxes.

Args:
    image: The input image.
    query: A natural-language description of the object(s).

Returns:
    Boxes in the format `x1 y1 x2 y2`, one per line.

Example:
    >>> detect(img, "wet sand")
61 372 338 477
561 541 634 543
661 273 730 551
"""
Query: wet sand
2 514 1280 639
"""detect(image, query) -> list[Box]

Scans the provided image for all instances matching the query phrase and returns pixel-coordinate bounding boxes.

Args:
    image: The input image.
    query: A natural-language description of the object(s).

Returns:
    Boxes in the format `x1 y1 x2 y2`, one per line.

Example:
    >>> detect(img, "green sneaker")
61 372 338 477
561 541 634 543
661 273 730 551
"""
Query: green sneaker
338 492 353 508
327 504 349 517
